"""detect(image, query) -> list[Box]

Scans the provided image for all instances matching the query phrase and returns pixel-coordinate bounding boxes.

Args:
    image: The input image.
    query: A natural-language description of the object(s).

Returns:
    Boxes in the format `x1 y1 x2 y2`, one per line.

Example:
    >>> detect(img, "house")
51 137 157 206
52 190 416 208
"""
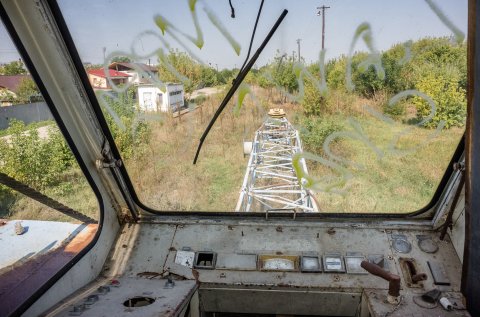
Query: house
108 62 158 85
87 69 130 90
137 83 184 112
0 75 31 106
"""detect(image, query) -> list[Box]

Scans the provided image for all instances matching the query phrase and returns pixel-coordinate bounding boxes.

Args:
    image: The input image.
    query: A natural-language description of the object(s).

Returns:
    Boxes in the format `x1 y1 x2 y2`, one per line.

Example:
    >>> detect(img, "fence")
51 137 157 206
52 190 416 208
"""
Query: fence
0 102 53 130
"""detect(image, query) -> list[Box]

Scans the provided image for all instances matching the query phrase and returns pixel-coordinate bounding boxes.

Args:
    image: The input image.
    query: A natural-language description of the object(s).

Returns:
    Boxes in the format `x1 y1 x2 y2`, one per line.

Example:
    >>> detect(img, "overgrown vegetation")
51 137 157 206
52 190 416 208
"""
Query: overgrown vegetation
0 37 467 218
0 120 97 221
0 60 27 75
98 87 152 159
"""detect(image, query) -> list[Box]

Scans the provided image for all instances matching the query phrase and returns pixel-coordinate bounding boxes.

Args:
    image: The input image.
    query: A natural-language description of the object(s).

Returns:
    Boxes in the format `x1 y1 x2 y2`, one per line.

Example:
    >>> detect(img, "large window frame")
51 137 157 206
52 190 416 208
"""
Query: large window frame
44 0 467 220
0 3 105 315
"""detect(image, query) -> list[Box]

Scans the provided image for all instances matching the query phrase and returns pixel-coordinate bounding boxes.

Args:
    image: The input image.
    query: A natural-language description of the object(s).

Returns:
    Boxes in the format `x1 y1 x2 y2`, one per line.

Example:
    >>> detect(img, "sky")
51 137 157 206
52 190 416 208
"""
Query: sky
0 0 468 69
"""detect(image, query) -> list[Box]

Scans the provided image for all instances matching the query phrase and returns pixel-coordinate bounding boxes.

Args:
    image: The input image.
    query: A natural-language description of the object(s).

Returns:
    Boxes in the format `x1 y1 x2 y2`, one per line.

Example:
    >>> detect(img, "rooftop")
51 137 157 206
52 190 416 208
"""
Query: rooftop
0 75 32 93
87 69 131 78
108 62 157 73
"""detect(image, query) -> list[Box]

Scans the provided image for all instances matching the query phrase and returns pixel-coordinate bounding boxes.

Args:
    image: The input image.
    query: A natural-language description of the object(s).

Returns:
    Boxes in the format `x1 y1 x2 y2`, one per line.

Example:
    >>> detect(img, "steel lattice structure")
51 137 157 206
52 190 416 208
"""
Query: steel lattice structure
235 114 319 212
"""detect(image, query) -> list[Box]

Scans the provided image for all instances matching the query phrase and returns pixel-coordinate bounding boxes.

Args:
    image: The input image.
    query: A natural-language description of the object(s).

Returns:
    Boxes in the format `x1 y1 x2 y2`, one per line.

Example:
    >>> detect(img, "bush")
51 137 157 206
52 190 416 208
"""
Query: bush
300 117 343 152
412 70 466 128
383 99 406 118
191 95 207 105
301 80 327 116
0 120 74 189
99 88 151 159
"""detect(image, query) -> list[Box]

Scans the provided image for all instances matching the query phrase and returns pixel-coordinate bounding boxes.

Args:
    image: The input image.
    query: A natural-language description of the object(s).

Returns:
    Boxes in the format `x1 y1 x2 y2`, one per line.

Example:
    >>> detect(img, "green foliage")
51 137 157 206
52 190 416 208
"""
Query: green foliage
217 69 235 85
349 53 385 98
381 43 413 93
158 49 202 92
270 52 298 94
15 78 40 104
300 117 343 152
412 70 466 128
157 49 220 93
383 100 406 118
326 56 347 91
0 60 27 75
301 80 326 116
0 120 74 189
111 56 132 63
191 95 207 105
321 37 466 128
0 88 16 103
200 66 218 87
100 87 151 159
256 70 274 89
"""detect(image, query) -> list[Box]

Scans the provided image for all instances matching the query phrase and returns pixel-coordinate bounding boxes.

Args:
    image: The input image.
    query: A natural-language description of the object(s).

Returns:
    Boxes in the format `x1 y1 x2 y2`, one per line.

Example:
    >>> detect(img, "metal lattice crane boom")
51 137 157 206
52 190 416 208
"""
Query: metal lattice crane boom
236 109 319 212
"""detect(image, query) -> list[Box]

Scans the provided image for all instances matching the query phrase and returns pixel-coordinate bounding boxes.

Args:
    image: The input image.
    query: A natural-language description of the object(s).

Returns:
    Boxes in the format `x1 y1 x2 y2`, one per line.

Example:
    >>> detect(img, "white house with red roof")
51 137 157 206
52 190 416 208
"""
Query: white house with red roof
87 69 130 90
108 62 158 85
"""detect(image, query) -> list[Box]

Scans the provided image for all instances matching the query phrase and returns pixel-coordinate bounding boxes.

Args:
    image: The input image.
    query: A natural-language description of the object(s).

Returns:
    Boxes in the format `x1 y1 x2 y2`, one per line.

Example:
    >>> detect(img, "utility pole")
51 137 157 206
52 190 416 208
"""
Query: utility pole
296 39 302 62
317 5 330 50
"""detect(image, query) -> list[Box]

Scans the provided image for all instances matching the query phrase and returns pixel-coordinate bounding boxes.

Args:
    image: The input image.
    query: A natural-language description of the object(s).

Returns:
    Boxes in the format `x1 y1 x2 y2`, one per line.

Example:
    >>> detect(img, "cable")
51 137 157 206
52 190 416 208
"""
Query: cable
237 0 264 75
193 9 288 164
229 0 235 18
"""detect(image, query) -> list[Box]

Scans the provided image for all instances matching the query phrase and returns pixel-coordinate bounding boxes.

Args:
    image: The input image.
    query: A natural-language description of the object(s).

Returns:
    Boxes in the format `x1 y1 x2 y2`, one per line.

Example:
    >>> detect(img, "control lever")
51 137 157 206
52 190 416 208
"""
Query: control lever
361 260 401 304
412 273 428 283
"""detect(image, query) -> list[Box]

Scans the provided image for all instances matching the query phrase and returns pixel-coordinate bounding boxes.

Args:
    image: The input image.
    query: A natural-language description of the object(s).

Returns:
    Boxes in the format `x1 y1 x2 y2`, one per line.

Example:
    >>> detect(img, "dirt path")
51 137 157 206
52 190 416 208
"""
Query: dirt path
0 125 51 144
188 86 223 99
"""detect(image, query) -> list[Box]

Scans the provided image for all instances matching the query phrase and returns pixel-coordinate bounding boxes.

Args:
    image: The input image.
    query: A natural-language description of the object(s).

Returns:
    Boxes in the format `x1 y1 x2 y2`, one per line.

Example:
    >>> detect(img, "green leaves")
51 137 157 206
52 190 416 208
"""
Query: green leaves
412 71 466 128
0 60 27 75
157 49 220 93
0 120 74 190
15 78 40 104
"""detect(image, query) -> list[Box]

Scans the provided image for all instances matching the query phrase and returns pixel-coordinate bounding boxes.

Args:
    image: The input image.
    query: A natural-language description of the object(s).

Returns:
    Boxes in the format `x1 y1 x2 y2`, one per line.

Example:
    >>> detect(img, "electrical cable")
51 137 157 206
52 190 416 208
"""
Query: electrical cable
229 0 235 18
193 9 288 164
237 0 264 76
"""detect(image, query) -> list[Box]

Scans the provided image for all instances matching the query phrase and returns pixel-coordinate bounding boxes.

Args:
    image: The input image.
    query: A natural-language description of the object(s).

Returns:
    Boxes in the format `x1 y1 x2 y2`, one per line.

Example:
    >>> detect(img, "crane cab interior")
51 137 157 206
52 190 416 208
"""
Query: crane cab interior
0 1 479 316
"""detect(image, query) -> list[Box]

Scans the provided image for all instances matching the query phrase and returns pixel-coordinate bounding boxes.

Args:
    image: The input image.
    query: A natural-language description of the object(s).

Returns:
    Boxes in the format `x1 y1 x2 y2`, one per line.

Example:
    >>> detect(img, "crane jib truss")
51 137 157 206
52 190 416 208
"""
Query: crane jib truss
235 114 319 213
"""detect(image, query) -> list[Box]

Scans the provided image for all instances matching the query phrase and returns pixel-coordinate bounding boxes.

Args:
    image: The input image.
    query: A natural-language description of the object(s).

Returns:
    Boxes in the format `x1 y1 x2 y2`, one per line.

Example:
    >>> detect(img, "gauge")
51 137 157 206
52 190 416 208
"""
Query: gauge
323 253 345 272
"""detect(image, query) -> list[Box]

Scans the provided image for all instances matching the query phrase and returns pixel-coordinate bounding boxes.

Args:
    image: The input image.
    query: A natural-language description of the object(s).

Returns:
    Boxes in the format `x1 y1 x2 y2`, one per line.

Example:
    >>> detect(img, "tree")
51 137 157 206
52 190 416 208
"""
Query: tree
1 60 27 75
111 56 132 63
83 63 103 70
412 70 466 128
302 80 326 116
158 49 202 93
218 69 235 85
157 49 222 93
270 53 298 102
15 78 40 104
0 120 74 189
199 66 218 87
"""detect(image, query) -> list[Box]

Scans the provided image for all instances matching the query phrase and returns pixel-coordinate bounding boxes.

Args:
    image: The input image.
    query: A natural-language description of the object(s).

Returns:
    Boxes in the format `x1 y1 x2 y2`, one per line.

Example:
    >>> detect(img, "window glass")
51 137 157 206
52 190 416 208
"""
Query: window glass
57 0 466 213
0 20 98 283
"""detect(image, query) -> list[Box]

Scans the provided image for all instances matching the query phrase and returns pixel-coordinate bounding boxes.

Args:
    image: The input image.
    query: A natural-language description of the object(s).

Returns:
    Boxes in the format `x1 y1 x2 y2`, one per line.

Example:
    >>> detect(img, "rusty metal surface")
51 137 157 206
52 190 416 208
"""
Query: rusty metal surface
0 221 94 268
463 1 480 315
44 222 466 316
364 289 471 317
361 260 401 297
51 277 197 317
0 224 97 317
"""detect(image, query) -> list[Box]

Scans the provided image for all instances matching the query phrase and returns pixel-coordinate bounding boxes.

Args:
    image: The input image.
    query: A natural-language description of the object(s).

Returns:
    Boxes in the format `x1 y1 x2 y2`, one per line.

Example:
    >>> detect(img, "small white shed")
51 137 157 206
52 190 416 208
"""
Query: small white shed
137 83 184 112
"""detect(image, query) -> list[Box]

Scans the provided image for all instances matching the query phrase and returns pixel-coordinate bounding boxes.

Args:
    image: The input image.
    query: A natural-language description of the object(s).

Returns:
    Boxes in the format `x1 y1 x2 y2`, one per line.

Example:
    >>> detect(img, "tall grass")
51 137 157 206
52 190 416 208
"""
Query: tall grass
2 86 464 218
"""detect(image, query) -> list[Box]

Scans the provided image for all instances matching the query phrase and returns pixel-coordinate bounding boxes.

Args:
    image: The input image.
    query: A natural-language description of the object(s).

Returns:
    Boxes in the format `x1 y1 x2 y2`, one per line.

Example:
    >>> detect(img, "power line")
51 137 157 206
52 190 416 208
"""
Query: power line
316 5 331 50
296 38 302 62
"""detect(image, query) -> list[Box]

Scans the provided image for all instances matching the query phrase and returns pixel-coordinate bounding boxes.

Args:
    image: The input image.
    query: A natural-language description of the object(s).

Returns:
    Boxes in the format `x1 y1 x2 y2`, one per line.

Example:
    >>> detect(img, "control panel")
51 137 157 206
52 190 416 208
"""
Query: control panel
47 222 469 317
